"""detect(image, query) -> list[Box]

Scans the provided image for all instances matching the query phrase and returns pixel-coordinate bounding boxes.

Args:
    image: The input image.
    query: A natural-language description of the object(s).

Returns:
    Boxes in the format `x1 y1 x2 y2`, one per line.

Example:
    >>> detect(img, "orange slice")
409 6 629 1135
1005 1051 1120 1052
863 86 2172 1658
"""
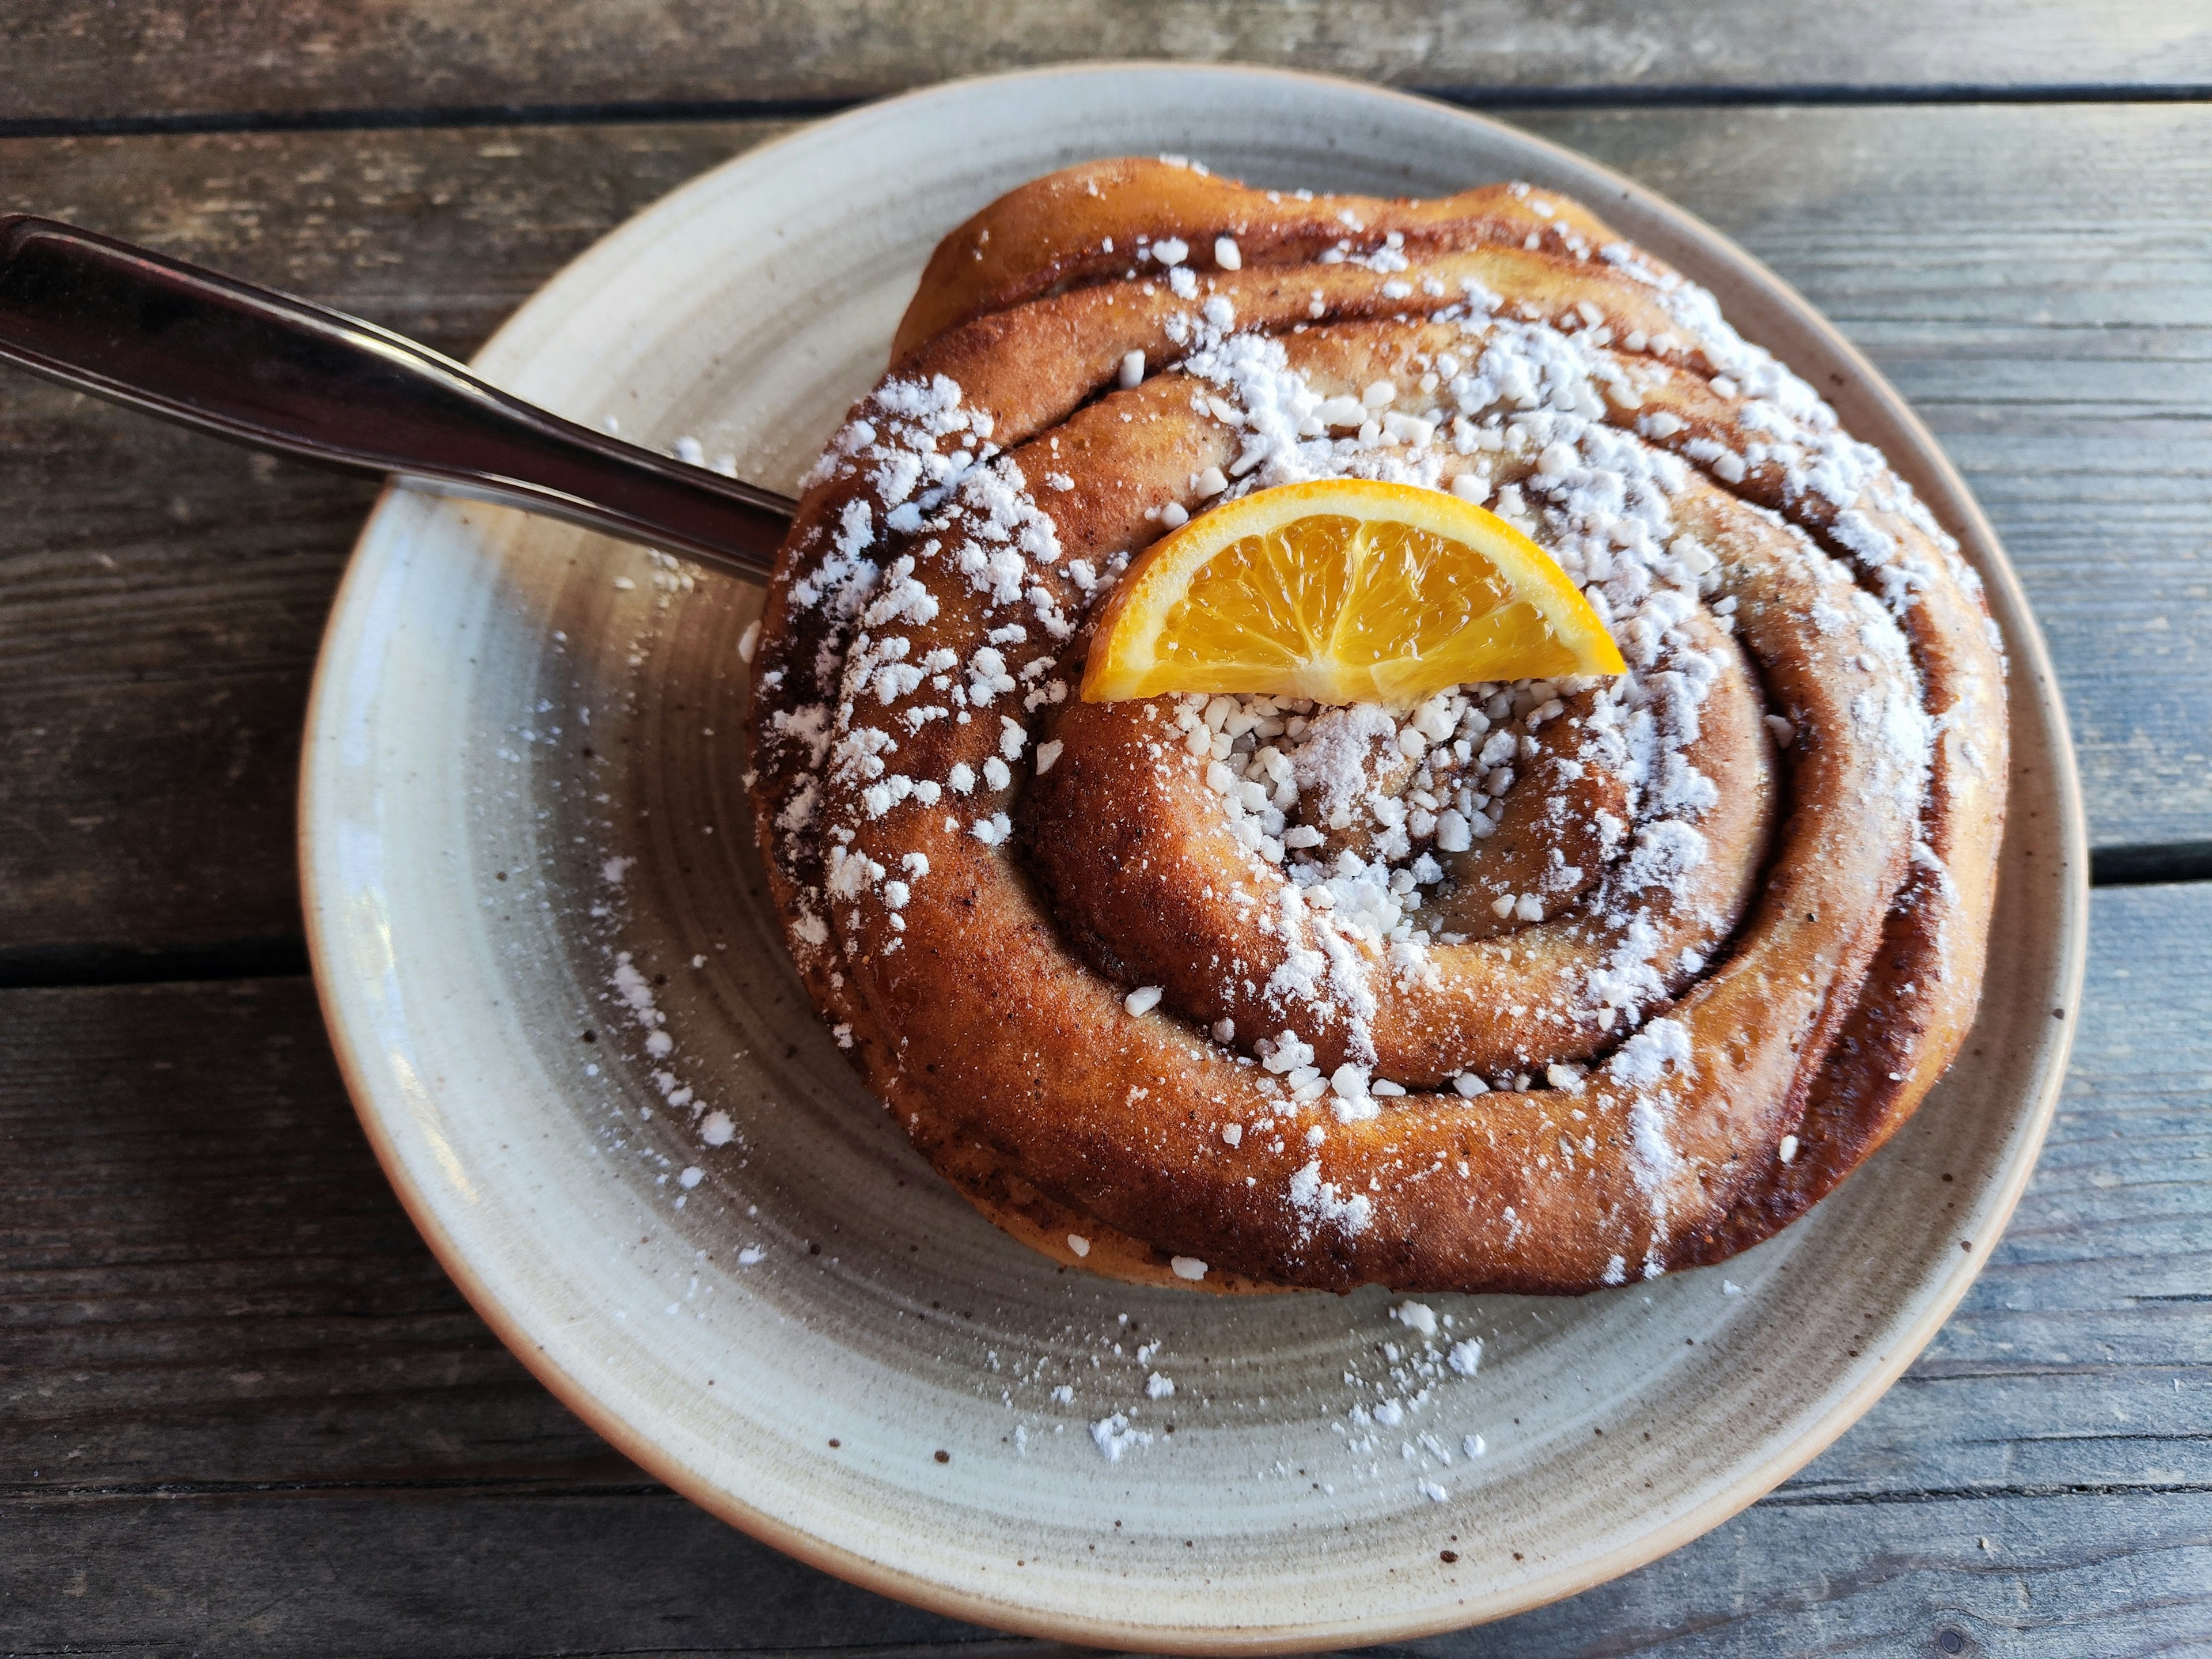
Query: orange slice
1081 478 1626 705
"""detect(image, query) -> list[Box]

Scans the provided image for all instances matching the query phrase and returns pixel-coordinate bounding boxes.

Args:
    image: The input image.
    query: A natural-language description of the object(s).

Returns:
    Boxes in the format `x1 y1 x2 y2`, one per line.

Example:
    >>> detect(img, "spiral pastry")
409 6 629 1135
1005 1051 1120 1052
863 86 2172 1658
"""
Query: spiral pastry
747 159 2007 1294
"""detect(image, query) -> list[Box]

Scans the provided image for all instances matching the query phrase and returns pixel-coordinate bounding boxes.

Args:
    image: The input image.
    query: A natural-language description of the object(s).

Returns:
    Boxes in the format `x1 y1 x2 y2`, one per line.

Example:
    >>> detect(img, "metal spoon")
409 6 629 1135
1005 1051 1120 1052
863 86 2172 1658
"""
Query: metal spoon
0 214 797 579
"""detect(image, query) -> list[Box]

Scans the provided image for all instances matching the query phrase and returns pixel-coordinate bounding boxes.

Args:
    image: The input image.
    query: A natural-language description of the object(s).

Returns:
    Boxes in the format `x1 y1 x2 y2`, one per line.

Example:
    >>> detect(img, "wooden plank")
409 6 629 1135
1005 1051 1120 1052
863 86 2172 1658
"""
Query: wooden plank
3 880 2207 1652
7 1 2212 127
6 104 2212 963
4 1490 2203 1655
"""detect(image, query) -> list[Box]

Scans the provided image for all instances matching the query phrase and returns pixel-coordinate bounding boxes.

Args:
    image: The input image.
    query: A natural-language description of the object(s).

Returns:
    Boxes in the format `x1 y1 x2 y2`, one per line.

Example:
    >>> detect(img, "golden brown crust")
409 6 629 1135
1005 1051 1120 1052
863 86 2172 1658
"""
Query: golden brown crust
896 158 1616 363
748 159 2008 1293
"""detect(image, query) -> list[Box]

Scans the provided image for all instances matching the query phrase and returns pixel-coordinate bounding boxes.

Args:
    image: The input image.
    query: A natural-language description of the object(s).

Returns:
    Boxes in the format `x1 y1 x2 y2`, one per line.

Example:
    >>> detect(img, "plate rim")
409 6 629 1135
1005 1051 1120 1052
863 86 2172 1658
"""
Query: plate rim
300 59 2090 1650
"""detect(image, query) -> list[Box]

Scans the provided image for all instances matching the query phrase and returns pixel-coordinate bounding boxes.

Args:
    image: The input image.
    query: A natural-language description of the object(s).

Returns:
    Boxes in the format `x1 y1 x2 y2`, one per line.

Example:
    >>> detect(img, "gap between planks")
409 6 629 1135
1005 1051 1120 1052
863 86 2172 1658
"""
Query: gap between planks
0 855 2181 993
6 81 2212 143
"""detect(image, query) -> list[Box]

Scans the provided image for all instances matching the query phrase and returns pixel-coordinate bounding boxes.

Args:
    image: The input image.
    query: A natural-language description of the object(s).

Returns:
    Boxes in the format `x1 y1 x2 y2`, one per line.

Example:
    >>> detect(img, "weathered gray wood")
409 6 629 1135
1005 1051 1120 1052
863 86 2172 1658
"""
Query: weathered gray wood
3 881 2206 1652
4 1497 1012 1657
7 1490 2205 1654
7 0 2212 127
5 105 2211 964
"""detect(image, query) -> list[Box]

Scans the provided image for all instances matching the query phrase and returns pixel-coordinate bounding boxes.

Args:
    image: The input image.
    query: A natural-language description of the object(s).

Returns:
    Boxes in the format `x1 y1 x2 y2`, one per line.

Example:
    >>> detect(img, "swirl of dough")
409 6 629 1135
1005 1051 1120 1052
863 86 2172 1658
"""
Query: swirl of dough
747 160 2006 1293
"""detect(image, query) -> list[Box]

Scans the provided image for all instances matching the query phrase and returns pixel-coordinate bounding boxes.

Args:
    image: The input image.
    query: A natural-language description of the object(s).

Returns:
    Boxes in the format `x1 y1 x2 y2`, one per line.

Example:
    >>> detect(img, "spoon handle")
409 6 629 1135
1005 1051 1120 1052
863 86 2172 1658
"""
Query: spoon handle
0 214 797 579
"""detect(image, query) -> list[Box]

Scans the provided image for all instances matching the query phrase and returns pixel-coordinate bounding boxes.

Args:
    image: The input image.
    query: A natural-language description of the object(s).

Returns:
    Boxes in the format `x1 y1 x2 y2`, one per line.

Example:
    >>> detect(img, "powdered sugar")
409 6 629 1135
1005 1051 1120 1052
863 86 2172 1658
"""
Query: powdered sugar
1288 1157 1376 1238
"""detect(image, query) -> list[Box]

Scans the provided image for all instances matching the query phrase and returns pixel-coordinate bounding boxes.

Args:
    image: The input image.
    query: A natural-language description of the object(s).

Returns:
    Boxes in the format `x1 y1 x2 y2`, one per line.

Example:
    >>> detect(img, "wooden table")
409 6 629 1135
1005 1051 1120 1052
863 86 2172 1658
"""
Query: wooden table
6 6 2209 1652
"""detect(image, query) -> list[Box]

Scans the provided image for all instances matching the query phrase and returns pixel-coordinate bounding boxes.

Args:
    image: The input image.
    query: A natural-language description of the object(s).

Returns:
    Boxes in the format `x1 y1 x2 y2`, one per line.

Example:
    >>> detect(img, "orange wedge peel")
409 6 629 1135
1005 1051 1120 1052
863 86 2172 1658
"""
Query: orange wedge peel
1081 478 1626 705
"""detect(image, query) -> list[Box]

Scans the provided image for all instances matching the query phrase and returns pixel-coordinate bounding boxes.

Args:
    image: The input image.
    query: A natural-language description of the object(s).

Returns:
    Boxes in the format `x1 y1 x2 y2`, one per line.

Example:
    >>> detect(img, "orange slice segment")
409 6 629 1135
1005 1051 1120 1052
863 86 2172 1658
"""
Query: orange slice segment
1081 478 1626 705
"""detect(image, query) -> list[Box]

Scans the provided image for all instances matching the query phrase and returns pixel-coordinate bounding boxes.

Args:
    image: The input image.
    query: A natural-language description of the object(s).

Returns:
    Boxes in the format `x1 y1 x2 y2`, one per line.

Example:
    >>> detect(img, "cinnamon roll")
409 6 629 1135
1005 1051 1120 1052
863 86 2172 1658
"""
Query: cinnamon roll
746 158 2007 1294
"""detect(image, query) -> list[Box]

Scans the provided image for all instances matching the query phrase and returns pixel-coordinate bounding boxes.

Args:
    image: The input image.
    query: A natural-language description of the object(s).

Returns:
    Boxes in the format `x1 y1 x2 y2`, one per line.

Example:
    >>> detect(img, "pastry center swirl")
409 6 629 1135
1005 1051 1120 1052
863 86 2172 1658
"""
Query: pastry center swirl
1028 634 1778 1096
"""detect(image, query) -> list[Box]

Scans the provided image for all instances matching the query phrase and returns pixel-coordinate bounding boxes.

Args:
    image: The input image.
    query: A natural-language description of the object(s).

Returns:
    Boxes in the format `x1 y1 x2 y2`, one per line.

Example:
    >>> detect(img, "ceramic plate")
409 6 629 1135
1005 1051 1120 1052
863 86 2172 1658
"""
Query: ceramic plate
301 65 2086 1650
